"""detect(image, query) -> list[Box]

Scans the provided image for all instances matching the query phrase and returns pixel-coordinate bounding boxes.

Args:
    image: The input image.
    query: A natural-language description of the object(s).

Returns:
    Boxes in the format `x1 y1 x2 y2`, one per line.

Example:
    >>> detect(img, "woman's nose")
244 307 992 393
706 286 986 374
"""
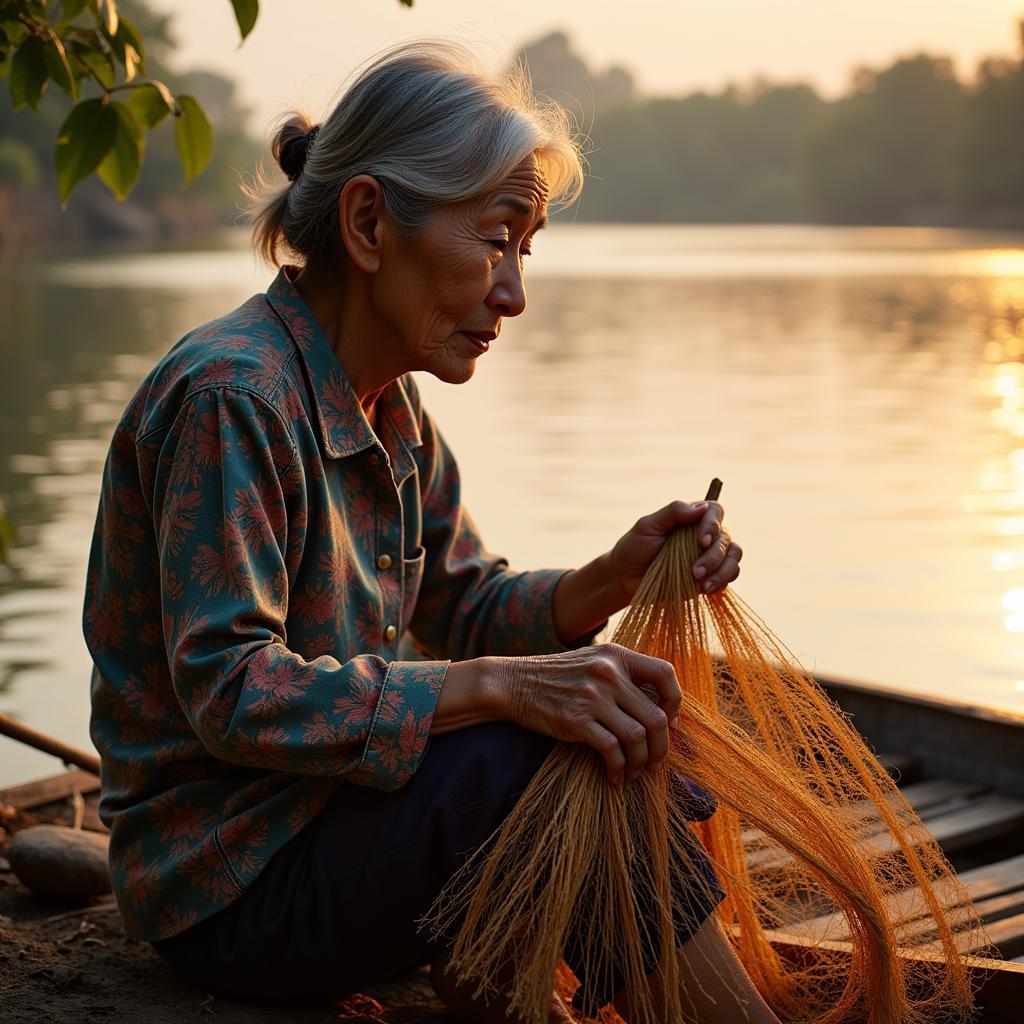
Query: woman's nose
486 259 527 318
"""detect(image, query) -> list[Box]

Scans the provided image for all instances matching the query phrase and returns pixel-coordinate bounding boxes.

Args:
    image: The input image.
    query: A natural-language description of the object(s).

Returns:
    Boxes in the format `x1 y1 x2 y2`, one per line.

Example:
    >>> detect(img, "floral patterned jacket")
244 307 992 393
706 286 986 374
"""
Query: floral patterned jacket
83 267 602 942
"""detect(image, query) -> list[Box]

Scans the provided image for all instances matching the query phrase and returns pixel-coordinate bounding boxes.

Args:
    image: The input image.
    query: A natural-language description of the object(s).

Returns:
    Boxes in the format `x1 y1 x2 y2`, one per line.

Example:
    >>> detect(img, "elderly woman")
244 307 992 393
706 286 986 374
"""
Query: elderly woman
84 42 772 1024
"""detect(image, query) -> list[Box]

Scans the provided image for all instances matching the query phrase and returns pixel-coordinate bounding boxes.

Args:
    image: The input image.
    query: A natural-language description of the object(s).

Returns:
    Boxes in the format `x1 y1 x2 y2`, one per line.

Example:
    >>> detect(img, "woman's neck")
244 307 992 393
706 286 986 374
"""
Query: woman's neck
289 262 406 417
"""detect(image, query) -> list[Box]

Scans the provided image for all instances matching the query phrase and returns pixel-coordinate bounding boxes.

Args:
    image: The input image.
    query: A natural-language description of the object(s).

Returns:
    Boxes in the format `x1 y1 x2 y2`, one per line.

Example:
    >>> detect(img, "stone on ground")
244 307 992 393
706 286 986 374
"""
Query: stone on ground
7 824 111 900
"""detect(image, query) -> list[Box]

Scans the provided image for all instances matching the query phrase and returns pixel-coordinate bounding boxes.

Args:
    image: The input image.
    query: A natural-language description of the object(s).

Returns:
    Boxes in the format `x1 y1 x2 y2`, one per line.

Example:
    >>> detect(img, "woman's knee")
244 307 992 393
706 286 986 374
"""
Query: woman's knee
428 721 556 792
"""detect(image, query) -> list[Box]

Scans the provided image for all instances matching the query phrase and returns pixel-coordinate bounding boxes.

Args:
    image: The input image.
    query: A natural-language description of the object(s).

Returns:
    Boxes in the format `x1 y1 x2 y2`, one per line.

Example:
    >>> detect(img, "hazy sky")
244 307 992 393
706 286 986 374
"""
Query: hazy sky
158 1 1024 133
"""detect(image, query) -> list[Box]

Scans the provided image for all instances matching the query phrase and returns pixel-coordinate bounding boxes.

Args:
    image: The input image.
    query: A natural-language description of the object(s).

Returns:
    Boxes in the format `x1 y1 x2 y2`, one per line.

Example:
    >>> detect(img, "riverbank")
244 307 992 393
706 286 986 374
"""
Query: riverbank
0 181 232 256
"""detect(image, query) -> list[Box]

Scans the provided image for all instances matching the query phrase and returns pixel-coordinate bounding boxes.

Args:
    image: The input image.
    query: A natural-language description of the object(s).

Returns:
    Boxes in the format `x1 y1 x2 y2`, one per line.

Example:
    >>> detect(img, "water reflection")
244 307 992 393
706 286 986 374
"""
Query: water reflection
963 281 1024 680
2 224 1024 782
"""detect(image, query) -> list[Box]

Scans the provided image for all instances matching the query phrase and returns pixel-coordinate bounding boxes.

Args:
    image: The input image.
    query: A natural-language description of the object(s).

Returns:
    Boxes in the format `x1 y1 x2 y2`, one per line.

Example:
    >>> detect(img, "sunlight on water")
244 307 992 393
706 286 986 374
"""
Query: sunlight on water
1 224 1023 781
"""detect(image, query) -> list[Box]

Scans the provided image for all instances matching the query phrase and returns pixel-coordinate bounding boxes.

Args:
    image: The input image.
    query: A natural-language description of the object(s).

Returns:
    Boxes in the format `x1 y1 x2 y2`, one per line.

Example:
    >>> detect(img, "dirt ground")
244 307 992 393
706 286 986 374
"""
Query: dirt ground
0 799 603 1024
0 806 452 1024
0 886 451 1024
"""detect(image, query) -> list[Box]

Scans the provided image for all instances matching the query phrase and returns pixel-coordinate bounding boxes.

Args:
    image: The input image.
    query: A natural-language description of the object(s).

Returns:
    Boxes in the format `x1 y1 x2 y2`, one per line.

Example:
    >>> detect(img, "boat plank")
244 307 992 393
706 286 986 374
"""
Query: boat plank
776 853 1024 943
876 751 921 782
898 778 990 811
918 912 1024 960
899 889 1024 949
748 788 1024 873
897 794 1024 855
768 932 1024 1022
0 768 100 810
846 778 990 839
741 776 988 849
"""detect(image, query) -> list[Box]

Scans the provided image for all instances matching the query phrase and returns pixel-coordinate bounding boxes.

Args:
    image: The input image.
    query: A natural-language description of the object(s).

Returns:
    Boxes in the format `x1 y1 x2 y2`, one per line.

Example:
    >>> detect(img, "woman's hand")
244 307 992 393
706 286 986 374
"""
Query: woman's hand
609 499 742 602
490 643 682 784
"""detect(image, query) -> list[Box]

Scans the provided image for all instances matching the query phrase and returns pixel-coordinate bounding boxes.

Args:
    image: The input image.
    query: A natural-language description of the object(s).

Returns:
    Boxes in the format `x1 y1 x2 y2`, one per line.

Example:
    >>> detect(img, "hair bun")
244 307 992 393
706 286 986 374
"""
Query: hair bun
274 117 321 182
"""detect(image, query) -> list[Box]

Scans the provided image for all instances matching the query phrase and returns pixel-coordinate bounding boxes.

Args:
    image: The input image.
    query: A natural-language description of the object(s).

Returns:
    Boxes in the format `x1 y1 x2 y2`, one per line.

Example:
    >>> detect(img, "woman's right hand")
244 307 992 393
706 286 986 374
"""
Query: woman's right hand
489 643 682 785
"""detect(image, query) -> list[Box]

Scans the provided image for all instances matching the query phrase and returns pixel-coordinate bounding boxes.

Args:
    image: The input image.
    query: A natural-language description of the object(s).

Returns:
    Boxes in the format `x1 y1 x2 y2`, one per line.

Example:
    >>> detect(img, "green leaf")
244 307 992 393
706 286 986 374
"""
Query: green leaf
125 80 173 128
71 44 114 88
97 99 141 199
98 0 117 37
103 15 143 79
10 36 48 111
174 93 212 183
0 501 13 565
121 41 138 80
228 0 259 41
0 20 29 47
114 16 144 68
55 97 118 203
60 0 91 24
43 31 77 99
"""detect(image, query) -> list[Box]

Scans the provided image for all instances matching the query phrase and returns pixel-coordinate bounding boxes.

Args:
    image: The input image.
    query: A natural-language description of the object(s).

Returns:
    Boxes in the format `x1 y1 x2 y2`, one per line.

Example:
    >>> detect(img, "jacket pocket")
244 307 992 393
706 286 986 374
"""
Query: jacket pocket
401 545 426 633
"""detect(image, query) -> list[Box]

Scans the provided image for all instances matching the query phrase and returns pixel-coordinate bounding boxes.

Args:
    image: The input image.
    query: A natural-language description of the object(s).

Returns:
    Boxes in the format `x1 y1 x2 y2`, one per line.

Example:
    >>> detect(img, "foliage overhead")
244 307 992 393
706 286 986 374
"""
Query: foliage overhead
0 0 258 202
1 1 417 205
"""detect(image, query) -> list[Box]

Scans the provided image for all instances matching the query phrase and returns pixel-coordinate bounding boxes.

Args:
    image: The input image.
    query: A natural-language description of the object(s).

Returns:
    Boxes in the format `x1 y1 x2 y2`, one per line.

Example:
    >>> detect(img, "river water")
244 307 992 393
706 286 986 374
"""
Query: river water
1 224 1023 783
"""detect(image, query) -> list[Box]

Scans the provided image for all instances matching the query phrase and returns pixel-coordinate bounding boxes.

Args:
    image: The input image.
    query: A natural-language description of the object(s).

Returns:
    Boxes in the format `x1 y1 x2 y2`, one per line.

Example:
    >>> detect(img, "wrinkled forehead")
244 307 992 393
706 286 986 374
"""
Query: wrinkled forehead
484 153 550 224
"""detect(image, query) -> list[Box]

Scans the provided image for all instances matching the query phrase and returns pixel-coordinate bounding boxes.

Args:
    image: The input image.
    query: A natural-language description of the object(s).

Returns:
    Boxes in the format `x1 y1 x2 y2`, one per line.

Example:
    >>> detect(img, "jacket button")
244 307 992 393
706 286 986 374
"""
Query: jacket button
384 625 397 642
376 553 393 570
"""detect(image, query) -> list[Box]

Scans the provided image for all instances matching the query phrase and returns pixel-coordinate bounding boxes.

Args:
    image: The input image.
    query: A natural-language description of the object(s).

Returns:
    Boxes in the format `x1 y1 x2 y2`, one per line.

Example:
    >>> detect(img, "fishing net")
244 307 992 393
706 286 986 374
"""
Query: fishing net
422 504 989 1023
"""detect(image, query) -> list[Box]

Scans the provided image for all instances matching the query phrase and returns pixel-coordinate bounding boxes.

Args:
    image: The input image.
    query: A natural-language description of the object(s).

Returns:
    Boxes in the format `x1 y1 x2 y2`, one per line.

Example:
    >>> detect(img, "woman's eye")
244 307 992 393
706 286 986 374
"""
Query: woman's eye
487 238 532 259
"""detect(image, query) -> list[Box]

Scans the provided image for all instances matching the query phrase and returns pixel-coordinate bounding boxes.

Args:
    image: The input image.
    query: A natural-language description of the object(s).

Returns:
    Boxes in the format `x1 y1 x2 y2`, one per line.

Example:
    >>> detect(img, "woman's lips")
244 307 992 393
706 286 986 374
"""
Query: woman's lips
460 331 493 353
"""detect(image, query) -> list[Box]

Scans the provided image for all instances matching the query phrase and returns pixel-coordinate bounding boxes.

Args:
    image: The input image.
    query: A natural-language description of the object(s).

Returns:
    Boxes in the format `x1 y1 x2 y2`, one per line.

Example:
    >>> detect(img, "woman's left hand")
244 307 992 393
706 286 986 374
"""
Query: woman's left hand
608 499 743 604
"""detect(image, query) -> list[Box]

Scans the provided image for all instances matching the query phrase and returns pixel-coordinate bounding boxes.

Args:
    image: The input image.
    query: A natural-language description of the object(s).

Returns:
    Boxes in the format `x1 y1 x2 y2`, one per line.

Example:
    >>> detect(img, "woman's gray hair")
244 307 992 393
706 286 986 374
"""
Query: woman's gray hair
248 40 586 267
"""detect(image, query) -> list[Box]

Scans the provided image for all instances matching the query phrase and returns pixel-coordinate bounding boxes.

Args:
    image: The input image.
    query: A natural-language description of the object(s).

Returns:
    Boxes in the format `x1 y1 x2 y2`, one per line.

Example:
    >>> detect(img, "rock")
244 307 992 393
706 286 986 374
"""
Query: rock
7 825 111 901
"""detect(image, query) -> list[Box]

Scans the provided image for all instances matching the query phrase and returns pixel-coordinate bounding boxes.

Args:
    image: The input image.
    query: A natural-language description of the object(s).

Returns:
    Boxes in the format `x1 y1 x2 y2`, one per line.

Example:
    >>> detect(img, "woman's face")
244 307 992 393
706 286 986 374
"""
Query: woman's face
374 152 550 384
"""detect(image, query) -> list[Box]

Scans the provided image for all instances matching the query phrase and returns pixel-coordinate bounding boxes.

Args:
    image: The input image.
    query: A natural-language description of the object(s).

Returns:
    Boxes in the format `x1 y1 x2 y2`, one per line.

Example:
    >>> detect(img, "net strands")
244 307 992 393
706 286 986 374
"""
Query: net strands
423 521 989 1023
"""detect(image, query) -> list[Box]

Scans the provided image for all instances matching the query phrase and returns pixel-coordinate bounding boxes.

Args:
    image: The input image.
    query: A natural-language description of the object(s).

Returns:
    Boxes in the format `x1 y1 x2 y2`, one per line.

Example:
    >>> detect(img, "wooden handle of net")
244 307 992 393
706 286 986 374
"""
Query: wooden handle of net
0 710 101 777
704 477 723 502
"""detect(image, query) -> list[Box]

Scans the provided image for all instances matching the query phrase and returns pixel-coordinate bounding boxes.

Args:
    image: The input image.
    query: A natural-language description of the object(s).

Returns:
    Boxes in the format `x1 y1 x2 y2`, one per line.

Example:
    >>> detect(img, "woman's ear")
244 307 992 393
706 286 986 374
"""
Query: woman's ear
338 175 386 273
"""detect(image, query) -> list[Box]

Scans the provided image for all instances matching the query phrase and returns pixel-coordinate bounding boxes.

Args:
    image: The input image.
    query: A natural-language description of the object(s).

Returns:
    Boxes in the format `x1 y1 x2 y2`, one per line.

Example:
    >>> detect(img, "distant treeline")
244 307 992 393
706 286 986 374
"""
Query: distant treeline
522 28 1024 228
3 15 1023 247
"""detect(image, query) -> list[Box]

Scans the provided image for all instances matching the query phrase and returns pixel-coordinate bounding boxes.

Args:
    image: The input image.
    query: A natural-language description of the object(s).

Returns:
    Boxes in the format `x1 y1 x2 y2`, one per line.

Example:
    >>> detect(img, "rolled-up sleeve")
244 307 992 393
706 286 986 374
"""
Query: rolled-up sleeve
150 384 447 791
408 407 606 660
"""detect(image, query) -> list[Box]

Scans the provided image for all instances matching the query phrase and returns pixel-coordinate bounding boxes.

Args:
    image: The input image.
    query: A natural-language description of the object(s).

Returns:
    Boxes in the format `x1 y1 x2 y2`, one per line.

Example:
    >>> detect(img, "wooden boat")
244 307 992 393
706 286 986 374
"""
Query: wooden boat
1 675 1023 1022
790 676 1024 1021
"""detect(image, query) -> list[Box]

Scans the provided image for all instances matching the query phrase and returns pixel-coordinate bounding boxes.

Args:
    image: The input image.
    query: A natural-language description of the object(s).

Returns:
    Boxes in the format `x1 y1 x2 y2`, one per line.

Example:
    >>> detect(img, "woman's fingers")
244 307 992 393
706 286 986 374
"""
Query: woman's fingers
640 499 709 537
696 502 725 547
619 647 682 728
574 647 678 781
507 644 684 783
614 685 670 767
578 719 628 784
700 541 743 593
692 529 729 581
681 501 738 587
597 703 653 779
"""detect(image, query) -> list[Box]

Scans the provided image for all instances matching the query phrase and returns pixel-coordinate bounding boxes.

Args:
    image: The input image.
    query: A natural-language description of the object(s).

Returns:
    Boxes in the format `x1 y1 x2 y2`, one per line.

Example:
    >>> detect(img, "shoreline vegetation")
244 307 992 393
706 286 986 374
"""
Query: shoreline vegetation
2 12 1024 249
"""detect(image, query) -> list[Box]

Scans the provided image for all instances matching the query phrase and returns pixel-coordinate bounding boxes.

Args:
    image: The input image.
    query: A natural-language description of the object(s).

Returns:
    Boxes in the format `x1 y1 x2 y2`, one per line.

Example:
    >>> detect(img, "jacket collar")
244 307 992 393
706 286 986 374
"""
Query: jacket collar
264 267 422 482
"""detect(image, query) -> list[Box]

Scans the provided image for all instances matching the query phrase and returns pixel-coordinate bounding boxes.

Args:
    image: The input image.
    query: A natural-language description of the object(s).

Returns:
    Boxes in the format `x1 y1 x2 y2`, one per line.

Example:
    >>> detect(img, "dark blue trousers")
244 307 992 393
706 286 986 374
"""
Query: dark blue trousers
151 722 723 1013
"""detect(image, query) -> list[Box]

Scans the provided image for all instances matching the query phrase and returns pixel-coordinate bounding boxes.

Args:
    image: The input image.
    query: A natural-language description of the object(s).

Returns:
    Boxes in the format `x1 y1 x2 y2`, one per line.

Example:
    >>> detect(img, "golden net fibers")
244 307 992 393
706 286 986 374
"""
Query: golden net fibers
423 521 988 1024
